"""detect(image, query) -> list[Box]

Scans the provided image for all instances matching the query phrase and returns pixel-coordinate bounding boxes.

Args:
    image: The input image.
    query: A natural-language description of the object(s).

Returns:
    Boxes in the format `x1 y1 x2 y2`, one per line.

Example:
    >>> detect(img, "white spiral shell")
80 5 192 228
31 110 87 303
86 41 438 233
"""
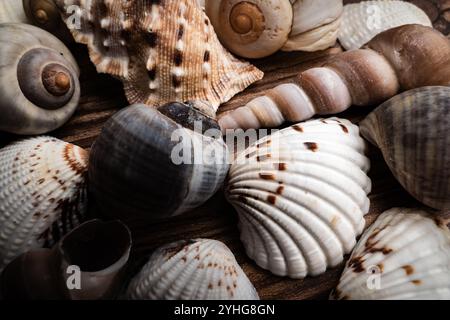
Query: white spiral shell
225 118 372 278
333 208 450 300
125 239 259 300
0 1 29 24
0 137 88 271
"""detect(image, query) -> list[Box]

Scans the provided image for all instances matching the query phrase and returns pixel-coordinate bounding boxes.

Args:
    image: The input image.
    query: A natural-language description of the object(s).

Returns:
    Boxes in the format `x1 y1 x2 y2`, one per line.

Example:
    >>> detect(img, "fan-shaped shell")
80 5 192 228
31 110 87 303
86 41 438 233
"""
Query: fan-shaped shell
125 239 259 300
225 118 372 278
0 137 88 272
0 0 29 23
360 86 450 210
333 208 450 300
338 0 432 50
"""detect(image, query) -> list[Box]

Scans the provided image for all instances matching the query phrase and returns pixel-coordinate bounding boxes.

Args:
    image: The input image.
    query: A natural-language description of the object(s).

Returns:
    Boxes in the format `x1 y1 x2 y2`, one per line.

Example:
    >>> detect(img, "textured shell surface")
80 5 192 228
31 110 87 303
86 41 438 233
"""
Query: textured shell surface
225 118 372 278
333 208 450 300
338 0 432 50
0 0 29 24
0 137 88 272
360 86 450 210
125 239 259 300
54 0 263 111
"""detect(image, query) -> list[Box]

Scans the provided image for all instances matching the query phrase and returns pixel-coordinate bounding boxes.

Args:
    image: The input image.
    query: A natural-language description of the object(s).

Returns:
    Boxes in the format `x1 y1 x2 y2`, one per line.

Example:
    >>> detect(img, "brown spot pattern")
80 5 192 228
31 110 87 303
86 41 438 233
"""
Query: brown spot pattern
259 173 276 180
304 142 318 152
267 195 276 205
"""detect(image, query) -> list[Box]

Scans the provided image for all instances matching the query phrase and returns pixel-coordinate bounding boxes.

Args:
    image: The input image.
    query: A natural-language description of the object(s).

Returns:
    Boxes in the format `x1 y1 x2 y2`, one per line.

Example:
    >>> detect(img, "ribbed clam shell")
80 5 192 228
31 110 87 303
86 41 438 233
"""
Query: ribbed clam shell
0 137 88 271
125 239 259 300
0 0 28 23
360 86 450 210
225 118 372 278
338 0 432 50
333 208 450 300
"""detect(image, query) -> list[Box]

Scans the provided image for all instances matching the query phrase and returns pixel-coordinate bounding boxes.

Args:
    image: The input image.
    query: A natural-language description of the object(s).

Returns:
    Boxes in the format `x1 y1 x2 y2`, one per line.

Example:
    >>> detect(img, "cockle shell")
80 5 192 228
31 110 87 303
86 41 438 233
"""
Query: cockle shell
338 0 432 50
225 118 372 278
0 137 88 272
54 0 263 112
125 239 259 300
332 208 450 300
0 0 29 23
360 86 450 210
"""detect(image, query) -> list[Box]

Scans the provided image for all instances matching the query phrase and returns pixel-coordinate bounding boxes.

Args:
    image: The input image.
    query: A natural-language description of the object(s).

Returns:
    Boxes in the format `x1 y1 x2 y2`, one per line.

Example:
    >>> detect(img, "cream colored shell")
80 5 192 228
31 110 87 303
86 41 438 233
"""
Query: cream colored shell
0 0 29 24
226 118 372 278
333 208 450 300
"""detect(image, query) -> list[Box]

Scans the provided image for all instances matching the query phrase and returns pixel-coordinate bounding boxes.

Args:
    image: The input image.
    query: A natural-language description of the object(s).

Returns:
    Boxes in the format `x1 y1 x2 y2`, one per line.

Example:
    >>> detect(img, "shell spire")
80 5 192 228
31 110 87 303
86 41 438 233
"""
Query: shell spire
218 24 450 131
54 0 263 113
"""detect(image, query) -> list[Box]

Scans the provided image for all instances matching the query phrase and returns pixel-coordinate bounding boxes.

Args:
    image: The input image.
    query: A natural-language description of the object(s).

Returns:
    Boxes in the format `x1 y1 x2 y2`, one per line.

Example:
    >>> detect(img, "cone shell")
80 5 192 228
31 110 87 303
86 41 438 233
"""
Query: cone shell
339 0 432 50
0 137 88 272
0 0 29 23
225 118 372 278
333 208 450 300
54 0 263 111
360 86 450 210
125 239 259 300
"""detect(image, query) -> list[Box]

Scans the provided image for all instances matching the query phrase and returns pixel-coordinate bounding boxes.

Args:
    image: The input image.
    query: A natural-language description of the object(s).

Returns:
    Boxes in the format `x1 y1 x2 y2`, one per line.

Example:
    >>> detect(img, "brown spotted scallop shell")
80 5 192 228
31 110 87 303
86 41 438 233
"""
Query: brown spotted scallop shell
54 0 263 114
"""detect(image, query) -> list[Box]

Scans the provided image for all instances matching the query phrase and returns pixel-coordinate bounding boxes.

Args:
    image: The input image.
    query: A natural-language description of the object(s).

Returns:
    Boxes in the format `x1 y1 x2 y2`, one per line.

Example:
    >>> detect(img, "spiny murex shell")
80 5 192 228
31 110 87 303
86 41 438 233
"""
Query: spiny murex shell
338 0 432 50
225 118 372 278
125 239 259 300
54 0 263 112
333 208 450 300
0 137 88 272
360 86 450 210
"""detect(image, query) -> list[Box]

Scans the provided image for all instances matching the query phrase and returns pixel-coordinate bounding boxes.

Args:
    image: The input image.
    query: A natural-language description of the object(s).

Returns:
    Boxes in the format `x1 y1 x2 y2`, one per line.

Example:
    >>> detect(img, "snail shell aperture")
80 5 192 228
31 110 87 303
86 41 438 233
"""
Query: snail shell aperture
89 102 230 222
0 23 80 135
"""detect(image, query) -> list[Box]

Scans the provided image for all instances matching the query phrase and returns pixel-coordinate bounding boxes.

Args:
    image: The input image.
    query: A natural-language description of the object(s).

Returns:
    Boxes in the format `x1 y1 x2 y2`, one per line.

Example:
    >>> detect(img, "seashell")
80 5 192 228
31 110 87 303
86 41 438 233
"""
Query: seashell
360 86 450 210
206 0 342 59
89 102 230 222
219 24 450 131
339 0 432 51
225 118 372 278
125 239 259 300
332 208 450 300
0 23 80 135
0 0 29 24
0 136 88 272
54 0 263 111
1 220 132 300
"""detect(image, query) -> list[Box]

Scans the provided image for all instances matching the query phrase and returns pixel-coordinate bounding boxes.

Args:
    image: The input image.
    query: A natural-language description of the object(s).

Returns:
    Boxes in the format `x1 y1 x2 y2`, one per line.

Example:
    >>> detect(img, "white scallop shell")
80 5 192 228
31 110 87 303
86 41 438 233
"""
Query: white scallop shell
225 118 372 279
338 0 432 50
125 239 259 300
0 0 29 24
333 208 450 300
0 137 88 271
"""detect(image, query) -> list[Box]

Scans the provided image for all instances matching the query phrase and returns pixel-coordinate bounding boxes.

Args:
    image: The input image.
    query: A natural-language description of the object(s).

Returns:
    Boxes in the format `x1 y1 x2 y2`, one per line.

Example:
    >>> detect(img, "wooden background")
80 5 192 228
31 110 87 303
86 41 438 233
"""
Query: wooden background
1 0 449 300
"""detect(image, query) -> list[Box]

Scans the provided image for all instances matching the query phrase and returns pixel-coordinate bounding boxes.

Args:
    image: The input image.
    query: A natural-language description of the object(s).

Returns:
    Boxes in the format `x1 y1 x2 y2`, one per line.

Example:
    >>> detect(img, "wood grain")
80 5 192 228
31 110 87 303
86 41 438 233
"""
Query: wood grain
0 0 449 300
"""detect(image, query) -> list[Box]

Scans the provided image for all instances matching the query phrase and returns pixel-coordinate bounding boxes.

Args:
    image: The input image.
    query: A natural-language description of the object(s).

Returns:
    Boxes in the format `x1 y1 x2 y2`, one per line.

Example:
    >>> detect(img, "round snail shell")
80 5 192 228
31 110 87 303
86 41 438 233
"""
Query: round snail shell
0 1 29 24
125 239 259 300
360 86 450 210
332 208 450 300
0 136 88 272
225 118 372 278
89 102 230 222
0 23 80 135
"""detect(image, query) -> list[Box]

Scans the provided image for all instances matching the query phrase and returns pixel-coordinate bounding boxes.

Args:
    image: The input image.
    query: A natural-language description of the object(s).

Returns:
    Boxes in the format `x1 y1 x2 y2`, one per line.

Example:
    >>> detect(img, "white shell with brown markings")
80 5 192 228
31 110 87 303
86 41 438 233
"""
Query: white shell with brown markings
0 137 88 272
333 208 450 300
125 239 259 300
225 118 372 278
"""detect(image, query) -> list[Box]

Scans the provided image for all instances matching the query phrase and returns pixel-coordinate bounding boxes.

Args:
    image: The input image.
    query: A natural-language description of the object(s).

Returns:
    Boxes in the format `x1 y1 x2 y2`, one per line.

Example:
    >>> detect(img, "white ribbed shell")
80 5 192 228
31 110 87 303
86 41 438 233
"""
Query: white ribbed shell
0 137 88 271
226 118 372 278
125 239 259 300
0 0 28 24
334 208 450 300
338 0 432 50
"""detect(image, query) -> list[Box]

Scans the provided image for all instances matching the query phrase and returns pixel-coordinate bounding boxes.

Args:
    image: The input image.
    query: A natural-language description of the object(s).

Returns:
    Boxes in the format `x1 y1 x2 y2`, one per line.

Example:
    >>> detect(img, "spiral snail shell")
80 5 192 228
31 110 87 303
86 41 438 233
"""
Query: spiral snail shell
0 23 80 135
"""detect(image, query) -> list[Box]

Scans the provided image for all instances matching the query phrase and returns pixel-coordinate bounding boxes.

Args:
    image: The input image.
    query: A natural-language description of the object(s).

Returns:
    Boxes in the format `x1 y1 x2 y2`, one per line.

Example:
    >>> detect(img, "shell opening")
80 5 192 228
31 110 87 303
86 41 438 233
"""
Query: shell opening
229 1 265 41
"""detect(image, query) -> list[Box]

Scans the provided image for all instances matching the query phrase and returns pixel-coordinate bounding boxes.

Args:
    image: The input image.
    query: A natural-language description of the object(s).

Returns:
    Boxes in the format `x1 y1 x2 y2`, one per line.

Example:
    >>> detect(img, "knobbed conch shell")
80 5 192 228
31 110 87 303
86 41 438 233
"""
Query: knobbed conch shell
338 0 432 50
125 239 259 300
89 102 229 222
0 23 80 135
206 0 343 59
54 0 263 110
0 137 88 272
225 118 372 278
219 24 450 131
360 86 450 210
332 208 450 300
1 220 132 300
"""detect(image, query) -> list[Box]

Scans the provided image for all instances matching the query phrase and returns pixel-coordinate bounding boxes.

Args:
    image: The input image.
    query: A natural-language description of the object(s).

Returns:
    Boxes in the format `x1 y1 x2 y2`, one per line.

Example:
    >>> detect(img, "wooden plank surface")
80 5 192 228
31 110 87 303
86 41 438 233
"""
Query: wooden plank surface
0 0 449 300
